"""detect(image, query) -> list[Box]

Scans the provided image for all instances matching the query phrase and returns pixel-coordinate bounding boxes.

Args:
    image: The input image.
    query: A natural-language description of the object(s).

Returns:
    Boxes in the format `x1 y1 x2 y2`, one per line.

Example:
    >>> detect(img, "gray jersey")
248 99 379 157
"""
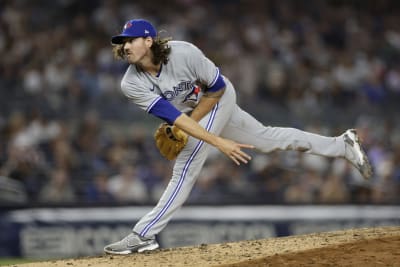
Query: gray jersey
121 41 220 114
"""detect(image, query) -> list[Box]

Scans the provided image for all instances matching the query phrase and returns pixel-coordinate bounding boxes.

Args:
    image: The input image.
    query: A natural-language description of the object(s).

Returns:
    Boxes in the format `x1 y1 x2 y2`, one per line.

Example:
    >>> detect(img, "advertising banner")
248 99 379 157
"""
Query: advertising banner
0 205 399 258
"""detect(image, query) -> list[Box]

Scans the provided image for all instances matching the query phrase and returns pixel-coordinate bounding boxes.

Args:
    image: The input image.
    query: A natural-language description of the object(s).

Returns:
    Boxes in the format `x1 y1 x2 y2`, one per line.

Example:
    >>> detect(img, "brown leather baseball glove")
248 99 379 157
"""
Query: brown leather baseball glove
154 123 188 160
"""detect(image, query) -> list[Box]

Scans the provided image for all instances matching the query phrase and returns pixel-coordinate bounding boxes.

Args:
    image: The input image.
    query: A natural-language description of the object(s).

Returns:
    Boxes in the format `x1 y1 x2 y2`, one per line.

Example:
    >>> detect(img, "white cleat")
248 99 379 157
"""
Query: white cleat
104 232 159 255
343 129 373 180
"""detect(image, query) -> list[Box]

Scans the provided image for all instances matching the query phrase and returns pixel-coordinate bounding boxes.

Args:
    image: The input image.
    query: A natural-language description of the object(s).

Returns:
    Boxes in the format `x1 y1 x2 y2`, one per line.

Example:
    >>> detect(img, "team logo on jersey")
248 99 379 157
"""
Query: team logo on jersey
183 85 200 103
161 81 200 103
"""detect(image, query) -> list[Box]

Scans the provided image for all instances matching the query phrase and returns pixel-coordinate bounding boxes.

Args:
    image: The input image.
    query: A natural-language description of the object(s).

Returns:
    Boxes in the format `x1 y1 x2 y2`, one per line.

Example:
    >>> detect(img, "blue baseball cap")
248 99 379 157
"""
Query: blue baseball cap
111 19 157 44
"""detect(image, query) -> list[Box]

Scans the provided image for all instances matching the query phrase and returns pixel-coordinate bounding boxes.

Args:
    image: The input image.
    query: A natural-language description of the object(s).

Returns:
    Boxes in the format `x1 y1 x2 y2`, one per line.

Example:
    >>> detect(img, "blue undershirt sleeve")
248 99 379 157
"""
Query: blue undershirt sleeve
207 73 226 92
148 98 182 125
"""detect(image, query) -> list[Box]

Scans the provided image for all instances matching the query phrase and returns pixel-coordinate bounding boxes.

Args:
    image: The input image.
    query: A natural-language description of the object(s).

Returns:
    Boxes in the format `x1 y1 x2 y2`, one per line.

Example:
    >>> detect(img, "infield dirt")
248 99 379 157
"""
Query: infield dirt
9 226 400 267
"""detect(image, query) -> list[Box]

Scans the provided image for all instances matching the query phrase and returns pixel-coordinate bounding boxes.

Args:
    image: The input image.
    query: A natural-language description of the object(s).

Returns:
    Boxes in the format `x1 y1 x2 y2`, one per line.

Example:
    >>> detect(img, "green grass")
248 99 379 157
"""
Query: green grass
0 258 36 266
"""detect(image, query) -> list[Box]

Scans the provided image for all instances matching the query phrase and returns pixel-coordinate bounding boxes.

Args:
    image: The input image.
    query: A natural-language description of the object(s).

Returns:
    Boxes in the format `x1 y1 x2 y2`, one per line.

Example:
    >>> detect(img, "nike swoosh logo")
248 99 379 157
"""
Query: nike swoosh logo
127 240 153 248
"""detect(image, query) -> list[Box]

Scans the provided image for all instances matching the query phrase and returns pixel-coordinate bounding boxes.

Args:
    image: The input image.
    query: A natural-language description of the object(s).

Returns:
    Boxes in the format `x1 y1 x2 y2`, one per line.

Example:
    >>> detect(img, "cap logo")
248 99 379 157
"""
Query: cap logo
124 21 133 30
144 29 149 34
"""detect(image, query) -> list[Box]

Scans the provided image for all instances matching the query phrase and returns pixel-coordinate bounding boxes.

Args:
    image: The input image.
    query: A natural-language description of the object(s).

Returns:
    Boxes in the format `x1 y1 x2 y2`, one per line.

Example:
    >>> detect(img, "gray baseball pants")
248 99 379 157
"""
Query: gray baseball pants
134 79 345 237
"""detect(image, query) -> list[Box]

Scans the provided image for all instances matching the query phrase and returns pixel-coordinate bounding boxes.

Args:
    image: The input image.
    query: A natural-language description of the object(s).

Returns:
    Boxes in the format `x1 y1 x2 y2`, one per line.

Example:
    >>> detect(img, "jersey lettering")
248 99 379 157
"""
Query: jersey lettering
162 81 199 102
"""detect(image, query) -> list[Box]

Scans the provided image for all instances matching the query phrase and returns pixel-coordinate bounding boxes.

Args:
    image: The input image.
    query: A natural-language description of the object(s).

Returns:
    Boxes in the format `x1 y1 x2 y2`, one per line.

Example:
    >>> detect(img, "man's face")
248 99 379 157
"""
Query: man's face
122 37 152 64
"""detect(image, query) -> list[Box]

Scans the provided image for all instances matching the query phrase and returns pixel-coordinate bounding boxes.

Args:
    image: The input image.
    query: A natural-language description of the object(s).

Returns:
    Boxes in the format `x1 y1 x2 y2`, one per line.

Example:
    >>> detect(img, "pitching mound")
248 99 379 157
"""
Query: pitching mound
12 226 400 267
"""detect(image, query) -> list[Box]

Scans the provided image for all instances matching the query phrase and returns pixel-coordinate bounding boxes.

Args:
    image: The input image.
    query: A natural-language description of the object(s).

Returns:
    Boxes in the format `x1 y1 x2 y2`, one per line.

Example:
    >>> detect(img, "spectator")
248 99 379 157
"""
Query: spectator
38 168 76 203
319 174 350 203
85 171 115 203
108 164 148 203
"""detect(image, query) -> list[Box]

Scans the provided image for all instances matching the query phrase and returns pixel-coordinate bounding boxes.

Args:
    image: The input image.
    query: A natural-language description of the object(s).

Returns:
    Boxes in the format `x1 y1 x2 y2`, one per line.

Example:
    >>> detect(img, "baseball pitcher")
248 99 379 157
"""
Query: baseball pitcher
104 19 372 254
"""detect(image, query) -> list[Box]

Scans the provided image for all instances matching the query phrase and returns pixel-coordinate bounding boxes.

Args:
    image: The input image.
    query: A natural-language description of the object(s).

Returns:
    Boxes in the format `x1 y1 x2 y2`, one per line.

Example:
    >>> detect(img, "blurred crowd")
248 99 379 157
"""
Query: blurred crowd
1 0 400 206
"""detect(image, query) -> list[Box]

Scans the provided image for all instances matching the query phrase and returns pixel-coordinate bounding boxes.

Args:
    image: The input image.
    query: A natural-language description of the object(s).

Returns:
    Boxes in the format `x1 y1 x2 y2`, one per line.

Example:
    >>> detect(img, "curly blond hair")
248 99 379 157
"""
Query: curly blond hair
112 36 171 65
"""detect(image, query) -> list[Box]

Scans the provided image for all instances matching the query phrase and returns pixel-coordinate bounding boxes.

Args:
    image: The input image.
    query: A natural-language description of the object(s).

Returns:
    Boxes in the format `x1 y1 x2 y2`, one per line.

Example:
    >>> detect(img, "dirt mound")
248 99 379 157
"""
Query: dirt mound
11 226 400 267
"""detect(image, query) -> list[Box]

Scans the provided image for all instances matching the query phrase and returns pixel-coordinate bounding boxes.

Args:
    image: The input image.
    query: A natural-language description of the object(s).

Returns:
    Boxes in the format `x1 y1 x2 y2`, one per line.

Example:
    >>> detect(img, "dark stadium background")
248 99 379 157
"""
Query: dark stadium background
0 0 399 262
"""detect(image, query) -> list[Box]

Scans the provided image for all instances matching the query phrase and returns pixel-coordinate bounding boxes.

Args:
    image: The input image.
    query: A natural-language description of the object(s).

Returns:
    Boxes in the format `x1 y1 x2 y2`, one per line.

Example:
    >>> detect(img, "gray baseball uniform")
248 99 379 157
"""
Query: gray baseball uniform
120 41 346 238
